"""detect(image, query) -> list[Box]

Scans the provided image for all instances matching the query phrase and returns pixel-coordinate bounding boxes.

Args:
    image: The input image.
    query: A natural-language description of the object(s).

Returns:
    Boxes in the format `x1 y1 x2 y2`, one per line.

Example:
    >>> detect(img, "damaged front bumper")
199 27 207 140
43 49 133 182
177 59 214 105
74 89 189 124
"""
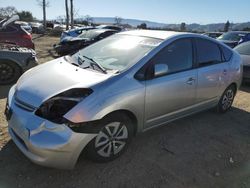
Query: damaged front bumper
6 85 97 169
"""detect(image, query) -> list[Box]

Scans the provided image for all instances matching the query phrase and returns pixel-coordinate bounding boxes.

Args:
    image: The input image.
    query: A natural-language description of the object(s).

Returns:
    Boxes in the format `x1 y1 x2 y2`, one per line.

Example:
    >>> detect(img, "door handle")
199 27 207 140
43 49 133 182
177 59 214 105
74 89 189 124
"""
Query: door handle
186 77 195 85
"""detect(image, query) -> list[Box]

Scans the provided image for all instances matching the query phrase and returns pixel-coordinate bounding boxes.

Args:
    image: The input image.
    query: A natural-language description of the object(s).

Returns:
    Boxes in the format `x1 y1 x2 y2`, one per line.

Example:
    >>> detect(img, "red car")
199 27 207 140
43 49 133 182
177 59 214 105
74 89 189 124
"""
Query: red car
0 15 34 49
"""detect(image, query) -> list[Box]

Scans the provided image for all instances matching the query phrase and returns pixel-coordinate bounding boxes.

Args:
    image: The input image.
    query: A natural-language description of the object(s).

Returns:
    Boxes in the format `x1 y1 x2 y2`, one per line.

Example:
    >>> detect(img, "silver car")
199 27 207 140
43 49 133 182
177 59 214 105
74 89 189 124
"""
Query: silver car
234 41 250 82
5 30 242 169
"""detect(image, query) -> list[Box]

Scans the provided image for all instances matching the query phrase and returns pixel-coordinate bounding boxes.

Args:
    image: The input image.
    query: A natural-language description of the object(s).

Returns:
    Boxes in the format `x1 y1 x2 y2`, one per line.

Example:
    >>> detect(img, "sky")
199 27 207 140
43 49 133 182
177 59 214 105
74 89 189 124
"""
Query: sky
0 0 250 24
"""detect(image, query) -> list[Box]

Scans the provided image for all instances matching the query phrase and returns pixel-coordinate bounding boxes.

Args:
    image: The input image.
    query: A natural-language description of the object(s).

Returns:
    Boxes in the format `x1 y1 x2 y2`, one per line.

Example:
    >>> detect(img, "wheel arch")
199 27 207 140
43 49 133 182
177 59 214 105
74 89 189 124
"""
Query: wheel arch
228 82 237 92
0 58 23 73
102 109 138 136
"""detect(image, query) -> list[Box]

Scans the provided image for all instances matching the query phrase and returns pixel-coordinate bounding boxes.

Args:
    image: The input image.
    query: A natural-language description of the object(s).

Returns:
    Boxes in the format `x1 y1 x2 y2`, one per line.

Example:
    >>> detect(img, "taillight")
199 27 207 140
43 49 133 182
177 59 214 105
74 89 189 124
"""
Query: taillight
21 34 32 40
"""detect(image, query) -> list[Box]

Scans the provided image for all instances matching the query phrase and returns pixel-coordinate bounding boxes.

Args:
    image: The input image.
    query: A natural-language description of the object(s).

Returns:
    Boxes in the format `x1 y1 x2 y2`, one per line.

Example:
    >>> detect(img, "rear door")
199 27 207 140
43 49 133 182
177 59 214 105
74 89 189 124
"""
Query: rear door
144 38 197 128
195 38 230 103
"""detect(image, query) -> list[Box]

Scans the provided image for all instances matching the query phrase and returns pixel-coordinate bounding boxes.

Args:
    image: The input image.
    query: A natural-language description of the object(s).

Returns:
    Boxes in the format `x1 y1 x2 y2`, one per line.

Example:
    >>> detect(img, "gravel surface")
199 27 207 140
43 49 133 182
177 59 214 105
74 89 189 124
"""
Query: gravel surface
0 35 250 188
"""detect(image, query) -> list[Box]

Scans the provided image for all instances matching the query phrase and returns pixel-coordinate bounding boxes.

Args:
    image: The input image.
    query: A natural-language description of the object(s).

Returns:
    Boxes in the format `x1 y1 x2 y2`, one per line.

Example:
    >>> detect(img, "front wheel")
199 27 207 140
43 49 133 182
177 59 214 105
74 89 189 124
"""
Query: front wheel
217 85 236 113
86 113 134 162
0 61 22 85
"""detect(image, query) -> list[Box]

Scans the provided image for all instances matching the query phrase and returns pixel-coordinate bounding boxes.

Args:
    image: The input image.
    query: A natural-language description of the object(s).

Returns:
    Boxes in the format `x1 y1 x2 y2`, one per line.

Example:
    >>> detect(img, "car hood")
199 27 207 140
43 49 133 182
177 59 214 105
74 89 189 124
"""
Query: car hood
15 57 112 107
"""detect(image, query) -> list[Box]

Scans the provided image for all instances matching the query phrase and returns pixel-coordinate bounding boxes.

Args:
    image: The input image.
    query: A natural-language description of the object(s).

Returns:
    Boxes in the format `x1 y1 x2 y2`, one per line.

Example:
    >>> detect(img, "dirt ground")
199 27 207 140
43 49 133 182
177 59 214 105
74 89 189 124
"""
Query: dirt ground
0 35 250 188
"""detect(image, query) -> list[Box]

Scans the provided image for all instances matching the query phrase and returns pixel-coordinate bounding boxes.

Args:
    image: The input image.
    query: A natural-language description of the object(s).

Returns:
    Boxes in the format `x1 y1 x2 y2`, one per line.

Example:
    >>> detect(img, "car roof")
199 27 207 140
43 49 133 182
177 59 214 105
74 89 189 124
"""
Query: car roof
227 31 250 34
88 28 116 33
205 32 223 34
118 30 184 40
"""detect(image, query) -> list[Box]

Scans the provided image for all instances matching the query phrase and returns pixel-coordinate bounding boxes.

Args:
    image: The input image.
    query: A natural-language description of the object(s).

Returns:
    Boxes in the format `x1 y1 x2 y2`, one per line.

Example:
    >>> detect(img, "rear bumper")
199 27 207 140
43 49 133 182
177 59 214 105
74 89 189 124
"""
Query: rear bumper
7 86 96 169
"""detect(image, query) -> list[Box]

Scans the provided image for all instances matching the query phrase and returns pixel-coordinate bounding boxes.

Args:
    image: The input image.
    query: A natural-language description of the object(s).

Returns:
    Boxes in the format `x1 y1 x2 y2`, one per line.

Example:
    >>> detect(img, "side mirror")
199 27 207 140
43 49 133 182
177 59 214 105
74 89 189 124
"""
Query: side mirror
154 64 168 77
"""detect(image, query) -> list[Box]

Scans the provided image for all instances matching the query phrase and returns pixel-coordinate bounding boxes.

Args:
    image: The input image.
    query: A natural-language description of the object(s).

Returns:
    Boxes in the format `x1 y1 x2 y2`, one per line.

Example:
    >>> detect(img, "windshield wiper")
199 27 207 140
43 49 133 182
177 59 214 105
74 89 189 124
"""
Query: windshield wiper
80 55 107 74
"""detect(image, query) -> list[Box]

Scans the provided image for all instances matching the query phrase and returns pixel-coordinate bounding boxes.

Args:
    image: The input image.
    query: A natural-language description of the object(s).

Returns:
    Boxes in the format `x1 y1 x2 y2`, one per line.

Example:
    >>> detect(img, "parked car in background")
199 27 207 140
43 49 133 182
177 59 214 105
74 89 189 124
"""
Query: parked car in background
60 25 122 41
0 15 34 49
29 22 45 34
217 31 250 48
203 32 223 39
96 25 122 31
15 21 32 33
0 44 37 85
234 41 250 82
60 26 95 41
5 30 242 169
54 29 118 56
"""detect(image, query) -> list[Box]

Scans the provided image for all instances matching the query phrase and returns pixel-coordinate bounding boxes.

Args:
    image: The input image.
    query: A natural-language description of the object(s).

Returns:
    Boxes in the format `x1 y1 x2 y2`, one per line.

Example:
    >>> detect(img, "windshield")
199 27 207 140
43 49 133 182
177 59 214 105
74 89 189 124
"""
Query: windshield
217 32 246 41
78 30 102 39
234 42 250 55
72 34 162 72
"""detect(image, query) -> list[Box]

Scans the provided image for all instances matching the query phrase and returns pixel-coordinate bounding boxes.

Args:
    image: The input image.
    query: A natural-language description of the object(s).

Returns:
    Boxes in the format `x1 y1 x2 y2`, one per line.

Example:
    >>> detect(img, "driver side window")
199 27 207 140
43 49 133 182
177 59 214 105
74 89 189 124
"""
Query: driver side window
152 38 193 76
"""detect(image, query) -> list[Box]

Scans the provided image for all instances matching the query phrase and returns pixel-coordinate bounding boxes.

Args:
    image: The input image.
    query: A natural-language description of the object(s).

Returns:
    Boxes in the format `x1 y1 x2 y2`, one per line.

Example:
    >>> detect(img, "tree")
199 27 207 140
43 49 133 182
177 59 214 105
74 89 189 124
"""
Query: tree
17 11 34 22
243 27 250 31
57 15 65 24
37 0 50 30
84 15 93 25
137 23 147 29
70 0 74 28
0 6 17 17
224 21 230 32
65 0 69 30
180 22 186 31
114 16 122 25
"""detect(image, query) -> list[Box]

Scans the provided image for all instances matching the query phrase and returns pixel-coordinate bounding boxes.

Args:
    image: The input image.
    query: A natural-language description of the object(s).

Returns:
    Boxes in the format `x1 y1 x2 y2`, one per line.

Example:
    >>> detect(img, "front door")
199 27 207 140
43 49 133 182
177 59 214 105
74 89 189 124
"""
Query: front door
144 38 197 128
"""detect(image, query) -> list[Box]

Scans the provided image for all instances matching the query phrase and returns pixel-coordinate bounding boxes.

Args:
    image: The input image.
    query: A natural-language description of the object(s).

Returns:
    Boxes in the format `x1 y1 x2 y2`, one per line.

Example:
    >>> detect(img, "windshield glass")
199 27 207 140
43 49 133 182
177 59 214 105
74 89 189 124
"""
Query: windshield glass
73 34 162 72
217 32 246 41
79 30 102 39
234 42 250 55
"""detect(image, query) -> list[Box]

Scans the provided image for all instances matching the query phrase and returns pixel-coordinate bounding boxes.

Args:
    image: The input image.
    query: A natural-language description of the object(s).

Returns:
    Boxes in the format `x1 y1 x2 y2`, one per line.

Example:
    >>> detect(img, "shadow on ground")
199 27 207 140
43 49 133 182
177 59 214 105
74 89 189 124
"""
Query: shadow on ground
240 82 250 93
1 107 250 188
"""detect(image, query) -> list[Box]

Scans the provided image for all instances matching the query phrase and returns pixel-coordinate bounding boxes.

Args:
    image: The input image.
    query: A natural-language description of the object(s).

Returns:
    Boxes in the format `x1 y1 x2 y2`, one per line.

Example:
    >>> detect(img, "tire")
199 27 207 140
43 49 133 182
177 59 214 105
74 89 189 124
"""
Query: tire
86 113 134 162
0 60 22 85
217 85 236 113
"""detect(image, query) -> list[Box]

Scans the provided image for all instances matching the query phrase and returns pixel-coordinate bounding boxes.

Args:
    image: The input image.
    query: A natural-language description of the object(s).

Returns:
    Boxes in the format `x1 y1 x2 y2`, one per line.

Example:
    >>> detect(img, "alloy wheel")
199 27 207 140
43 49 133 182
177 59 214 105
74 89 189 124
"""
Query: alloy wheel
95 122 128 158
0 63 15 83
221 89 234 110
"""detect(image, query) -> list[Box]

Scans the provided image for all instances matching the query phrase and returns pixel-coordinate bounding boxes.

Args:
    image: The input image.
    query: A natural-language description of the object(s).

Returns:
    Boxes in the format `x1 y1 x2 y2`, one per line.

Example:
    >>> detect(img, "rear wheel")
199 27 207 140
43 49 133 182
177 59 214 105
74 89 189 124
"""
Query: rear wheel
0 60 22 85
217 85 236 113
86 113 134 162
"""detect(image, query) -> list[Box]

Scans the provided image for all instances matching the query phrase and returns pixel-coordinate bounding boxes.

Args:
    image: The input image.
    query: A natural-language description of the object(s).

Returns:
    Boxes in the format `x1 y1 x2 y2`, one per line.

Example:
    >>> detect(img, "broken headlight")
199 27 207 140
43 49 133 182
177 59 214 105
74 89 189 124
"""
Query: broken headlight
35 88 92 124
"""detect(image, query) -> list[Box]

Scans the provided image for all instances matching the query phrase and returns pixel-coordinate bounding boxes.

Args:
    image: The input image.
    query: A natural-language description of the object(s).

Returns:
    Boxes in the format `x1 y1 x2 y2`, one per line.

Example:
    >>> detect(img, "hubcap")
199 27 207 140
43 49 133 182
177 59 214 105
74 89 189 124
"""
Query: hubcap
222 89 234 110
95 122 128 157
0 63 15 82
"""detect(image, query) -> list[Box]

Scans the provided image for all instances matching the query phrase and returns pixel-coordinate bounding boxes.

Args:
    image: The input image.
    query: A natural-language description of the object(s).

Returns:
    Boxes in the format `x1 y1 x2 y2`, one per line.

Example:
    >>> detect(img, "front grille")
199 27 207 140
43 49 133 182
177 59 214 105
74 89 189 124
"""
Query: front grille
14 95 36 112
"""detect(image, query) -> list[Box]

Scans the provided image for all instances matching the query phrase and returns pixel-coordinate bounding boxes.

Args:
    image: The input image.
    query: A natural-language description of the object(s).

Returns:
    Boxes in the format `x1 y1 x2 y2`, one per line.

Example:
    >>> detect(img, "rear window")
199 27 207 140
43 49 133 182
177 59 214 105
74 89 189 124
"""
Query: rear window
196 38 222 66
221 45 233 61
0 25 17 33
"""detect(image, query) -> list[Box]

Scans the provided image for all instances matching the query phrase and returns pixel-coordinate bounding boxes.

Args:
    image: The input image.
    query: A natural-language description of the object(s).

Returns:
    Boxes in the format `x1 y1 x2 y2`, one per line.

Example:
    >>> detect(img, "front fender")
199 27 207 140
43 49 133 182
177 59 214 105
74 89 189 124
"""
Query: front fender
64 86 145 132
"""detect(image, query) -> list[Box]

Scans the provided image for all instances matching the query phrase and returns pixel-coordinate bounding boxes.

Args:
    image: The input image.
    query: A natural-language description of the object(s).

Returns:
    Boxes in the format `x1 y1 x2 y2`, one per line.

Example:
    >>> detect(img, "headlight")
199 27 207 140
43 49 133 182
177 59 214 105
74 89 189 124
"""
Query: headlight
35 88 92 124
